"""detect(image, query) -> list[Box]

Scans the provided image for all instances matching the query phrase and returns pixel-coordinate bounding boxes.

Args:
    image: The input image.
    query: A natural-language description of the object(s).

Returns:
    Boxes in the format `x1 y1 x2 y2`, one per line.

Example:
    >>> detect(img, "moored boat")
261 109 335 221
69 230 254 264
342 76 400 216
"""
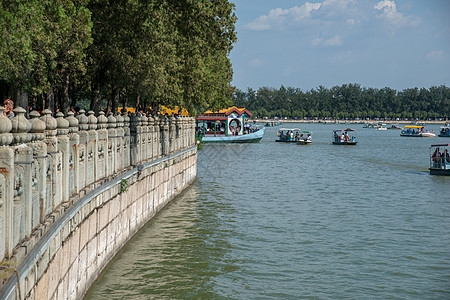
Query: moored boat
438 125 450 137
265 121 280 127
332 128 357 145
196 106 264 143
400 125 436 137
429 144 450 175
387 124 403 130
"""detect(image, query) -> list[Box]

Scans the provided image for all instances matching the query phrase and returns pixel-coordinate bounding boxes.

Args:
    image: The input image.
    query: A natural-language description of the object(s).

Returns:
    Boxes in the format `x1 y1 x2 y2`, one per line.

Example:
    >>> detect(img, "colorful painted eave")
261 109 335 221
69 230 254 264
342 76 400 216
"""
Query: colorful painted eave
201 106 253 117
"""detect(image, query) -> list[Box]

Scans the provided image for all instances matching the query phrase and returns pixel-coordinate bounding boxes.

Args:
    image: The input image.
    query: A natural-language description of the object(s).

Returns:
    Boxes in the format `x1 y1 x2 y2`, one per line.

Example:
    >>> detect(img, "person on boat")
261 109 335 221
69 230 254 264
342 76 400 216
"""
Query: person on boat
432 148 442 168
344 132 350 141
290 131 294 141
294 132 299 141
341 133 345 142
300 134 304 141
334 132 338 142
443 149 450 167
306 134 312 142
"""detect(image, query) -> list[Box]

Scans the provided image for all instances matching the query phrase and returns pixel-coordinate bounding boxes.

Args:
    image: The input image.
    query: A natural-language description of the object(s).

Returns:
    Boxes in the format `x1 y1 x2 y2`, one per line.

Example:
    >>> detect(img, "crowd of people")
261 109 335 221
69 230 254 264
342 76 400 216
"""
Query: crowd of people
278 130 312 142
333 131 355 143
432 147 450 169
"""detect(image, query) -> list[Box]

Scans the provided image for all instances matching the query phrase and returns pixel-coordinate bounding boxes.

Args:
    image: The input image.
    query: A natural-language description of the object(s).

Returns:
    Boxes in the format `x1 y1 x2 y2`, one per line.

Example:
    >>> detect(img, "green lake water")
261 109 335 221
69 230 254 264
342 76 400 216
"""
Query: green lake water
85 123 450 299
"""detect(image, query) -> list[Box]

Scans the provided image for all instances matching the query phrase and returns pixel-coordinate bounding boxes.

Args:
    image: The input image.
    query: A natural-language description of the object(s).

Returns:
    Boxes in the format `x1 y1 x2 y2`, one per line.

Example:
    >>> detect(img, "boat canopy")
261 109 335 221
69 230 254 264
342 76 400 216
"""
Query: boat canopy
333 128 356 132
431 144 450 147
277 128 302 132
404 125 424 129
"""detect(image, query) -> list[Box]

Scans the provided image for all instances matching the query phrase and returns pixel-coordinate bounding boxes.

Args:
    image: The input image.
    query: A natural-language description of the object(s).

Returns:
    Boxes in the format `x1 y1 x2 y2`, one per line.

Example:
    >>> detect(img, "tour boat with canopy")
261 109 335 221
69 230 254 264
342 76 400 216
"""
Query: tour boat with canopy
332 128 357 145
297 130 312 145
400 125 436 137
438 125 450 137
195 106 264 143
429 144 450 176
276 128 312 144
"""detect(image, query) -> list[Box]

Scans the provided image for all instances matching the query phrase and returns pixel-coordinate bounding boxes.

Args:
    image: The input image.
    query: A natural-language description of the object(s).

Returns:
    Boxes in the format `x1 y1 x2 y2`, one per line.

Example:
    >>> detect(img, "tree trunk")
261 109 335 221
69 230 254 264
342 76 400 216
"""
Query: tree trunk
112 86 119 114
91 88 102 114
60 74 71 114
135 94 141 112
13 87 28 110
47 85 55 111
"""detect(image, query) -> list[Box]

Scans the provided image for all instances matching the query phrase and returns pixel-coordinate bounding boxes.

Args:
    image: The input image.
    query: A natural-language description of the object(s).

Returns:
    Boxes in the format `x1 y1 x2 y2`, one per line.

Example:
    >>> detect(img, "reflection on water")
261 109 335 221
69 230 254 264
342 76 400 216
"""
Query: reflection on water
85 124 450 299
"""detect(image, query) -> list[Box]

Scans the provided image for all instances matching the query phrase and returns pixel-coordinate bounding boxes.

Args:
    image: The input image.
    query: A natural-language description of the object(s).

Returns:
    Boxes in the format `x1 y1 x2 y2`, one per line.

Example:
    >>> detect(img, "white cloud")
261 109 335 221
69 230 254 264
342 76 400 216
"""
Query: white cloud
249 58 264 67
426 50 445 61
374 0 420 27
312 35 343 47
245 2 321 31
323 0 355 10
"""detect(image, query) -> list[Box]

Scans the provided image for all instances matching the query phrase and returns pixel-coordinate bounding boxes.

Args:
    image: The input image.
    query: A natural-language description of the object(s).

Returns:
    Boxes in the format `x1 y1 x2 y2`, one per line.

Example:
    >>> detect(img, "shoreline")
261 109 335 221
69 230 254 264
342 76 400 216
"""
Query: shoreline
254 119 448 125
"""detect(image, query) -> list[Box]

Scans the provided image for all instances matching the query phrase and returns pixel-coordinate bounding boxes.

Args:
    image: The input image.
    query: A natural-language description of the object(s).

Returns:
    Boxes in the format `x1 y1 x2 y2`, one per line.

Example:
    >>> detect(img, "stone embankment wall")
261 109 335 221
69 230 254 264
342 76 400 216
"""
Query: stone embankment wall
0 107 197 299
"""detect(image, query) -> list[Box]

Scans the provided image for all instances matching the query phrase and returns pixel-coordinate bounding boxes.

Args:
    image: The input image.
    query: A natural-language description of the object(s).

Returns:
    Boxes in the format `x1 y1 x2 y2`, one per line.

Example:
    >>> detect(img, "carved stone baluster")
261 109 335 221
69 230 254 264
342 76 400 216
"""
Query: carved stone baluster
0 106 14 258
29 111 47 228
107 113 117 175
65 112 79 197
77 110 89 191
96 112 108 180
11 107 32 243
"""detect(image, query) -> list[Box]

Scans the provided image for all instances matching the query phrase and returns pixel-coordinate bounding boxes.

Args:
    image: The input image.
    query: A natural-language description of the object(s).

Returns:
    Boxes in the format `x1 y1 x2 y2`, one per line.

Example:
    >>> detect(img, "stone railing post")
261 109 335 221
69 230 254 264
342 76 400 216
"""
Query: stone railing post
175 117 181 152
0 106 14 258
29 111 46 228
160 117 169 156
11 107 32 244
153 116 160 158
87 111 98 185
140 114 148 162
183 116 188 149
122 112 131 168
96 111 108 180
168 116 175 154
65 112 79 197
40 109 57 217
56 112 70 203
190 117 195 147
107 113 117 176
115 113 124 172
147 115 154 160
76 110 89 191
129 113 140 166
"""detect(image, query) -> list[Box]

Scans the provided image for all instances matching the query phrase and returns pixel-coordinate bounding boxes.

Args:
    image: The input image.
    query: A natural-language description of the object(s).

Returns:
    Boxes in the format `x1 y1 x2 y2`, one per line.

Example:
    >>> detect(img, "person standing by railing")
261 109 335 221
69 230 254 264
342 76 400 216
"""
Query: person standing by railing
3 99 14 119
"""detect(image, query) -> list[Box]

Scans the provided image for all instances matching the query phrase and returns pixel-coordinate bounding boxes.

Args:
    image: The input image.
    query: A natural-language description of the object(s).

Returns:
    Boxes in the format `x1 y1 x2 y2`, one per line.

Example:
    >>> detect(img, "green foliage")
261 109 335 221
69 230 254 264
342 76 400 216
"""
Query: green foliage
120 179 128 194
0 0 237 114
233 84 450 120
196 137 205 150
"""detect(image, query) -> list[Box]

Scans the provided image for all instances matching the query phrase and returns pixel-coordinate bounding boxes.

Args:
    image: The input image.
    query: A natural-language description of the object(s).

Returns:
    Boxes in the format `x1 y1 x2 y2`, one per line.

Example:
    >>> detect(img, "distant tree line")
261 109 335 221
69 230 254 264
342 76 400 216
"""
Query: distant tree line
0 0 236 114
233 84 450 120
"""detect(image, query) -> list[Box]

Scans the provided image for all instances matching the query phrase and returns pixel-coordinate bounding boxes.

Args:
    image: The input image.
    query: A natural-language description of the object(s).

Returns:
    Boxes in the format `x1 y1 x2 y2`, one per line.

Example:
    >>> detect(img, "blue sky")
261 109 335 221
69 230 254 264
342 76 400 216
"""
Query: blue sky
229 0 450 91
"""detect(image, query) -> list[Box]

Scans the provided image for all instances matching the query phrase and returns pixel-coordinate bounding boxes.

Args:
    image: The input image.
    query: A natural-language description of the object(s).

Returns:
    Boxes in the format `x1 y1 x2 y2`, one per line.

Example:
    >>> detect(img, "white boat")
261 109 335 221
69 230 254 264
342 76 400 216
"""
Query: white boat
387 124 403 130
400 125 436 137
429 143 450 175
276 128 312 144
196 106 265 143
201 128 265 143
